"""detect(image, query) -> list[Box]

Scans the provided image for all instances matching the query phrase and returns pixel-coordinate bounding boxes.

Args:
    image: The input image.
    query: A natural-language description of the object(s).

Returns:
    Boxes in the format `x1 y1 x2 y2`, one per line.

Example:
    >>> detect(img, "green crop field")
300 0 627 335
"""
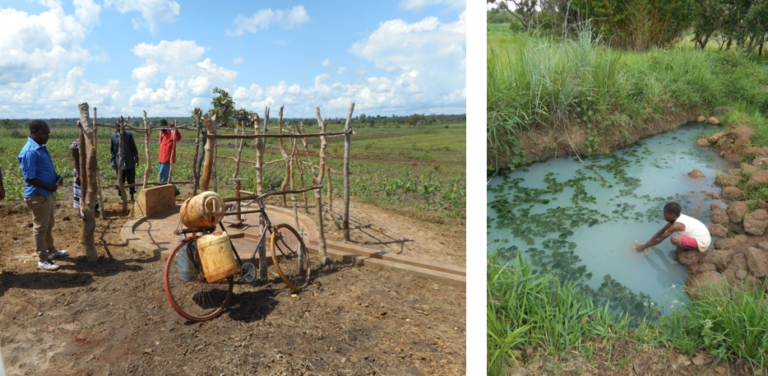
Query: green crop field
0 120 466 220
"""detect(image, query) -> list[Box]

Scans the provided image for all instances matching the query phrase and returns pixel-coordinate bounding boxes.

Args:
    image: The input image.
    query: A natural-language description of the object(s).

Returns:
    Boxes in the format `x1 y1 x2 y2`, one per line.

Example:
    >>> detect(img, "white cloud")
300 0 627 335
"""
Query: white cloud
125 40 238 115
0 5 92 85
232 57 244 65
321 59 330 67
105 0 180 33
338 67 346 74
226 6 310 36
400 0 465 11
74 0 101 26
132 40 204 62
197 58 237 81
348 12 465 112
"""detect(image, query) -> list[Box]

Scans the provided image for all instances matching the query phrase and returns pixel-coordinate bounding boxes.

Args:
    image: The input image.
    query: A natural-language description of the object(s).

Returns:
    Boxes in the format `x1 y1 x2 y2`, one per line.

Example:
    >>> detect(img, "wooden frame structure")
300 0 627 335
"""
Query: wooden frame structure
75 102 355 269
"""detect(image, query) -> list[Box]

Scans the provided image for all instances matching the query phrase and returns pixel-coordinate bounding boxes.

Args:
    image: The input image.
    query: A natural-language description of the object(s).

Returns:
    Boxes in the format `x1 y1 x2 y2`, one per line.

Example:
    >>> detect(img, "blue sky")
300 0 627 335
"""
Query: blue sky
0 0 465 119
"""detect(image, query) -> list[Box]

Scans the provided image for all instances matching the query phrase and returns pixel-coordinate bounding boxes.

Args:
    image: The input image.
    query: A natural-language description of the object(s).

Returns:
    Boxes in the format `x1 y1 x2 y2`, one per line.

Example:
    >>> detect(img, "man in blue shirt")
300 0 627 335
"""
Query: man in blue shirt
18 120 68 271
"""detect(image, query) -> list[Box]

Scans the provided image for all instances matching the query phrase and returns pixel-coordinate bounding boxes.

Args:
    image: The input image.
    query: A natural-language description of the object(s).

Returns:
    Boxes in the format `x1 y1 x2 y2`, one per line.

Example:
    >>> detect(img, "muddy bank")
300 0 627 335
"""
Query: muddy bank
488 110 700 171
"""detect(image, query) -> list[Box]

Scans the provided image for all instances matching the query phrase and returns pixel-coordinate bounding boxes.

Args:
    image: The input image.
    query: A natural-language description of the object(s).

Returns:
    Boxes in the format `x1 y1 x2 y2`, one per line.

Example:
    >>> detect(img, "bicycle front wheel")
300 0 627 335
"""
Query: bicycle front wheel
164 237 233 322
270 224 311 291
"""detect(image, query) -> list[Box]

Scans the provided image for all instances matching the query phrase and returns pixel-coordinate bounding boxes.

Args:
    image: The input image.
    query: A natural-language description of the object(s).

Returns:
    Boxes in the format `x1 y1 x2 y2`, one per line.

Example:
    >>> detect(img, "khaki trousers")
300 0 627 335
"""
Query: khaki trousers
24 194 56 262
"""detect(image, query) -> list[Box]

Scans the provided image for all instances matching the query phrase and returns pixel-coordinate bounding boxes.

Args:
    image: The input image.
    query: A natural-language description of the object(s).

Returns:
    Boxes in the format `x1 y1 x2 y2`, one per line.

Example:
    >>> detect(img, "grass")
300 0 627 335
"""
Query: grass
488 25 768 170
0 121 466 219
489 252 768 373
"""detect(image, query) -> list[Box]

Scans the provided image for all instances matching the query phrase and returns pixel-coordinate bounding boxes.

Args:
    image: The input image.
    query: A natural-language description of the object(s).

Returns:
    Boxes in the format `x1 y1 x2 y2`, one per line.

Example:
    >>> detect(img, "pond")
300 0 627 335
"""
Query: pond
487 123 733 317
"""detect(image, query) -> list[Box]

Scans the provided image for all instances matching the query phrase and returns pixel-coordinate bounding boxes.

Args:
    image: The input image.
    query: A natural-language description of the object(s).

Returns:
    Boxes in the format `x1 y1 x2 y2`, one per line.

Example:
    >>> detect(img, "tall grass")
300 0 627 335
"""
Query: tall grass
488 29 768 170
489 252 768 372
488 251 631 374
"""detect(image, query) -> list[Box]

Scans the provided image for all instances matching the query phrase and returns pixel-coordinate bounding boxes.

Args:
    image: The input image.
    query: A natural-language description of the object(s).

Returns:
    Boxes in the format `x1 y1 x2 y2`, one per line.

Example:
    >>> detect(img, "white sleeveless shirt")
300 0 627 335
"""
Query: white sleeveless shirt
675 213 711 252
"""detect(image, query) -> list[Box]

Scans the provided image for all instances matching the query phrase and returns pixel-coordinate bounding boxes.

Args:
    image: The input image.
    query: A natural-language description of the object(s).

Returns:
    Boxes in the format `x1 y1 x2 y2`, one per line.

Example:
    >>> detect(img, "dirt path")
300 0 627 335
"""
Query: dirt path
0 198 466 375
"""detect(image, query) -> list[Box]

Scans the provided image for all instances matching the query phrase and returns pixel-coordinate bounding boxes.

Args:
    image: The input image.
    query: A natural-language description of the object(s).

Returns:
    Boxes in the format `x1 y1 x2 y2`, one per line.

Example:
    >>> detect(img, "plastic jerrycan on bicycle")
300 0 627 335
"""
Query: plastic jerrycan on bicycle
196 231 239 283
180 191 225 228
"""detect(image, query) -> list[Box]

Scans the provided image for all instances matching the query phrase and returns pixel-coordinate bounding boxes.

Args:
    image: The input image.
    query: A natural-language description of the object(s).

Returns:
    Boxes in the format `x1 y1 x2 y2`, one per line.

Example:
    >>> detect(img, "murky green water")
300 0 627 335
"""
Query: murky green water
487 124 733 317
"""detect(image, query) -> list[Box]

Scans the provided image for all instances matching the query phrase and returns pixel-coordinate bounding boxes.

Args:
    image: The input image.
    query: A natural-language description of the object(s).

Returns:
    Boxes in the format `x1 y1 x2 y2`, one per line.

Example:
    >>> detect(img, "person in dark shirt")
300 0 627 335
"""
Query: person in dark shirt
111 129 140 203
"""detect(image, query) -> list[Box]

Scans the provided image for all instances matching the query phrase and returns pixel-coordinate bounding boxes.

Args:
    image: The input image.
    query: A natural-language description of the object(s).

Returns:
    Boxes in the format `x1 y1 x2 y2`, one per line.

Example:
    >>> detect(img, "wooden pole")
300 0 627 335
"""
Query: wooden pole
117 117 128 213
255 109 268 280
200 114 216 192
77 102 98 262
94 107 105 219
192 114 201 195
277 105 290 207
343 102 355 240
314 107 329 265
298 122 310 212
142 111 151 190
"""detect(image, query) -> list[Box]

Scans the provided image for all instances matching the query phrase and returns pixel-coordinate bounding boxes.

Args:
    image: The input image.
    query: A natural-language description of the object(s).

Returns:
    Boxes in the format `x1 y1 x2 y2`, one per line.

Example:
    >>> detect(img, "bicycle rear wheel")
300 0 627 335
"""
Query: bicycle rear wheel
270 224 311 291
164 237 233 322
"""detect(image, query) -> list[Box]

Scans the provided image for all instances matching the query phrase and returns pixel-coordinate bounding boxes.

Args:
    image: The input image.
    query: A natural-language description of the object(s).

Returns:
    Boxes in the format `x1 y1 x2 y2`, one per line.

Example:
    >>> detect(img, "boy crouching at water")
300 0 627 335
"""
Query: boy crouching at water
636 202 712 263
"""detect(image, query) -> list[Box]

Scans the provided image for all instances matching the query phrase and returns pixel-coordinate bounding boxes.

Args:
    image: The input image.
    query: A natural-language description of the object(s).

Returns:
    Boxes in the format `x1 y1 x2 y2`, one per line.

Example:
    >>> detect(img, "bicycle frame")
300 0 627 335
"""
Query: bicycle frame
218 198 273 269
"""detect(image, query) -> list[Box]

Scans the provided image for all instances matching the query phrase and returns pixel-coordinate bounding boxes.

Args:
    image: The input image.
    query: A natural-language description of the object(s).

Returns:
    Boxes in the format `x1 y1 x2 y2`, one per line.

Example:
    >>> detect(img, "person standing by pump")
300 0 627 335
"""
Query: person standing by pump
158 119 182 196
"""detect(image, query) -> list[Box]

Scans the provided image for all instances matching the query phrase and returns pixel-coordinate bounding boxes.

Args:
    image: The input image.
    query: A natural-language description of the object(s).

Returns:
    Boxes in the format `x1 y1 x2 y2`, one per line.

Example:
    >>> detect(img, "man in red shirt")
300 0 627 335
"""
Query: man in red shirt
158 119 182 195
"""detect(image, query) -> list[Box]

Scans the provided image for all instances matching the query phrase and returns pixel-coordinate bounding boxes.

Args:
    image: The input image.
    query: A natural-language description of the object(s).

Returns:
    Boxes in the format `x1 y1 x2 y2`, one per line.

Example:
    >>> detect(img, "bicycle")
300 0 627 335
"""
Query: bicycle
163 190 313 322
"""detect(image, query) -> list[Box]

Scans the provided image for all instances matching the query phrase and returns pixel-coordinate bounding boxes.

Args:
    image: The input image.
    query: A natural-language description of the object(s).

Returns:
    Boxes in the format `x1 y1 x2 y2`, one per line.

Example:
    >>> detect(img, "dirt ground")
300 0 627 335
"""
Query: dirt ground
515 339 764 376
0 192 466 375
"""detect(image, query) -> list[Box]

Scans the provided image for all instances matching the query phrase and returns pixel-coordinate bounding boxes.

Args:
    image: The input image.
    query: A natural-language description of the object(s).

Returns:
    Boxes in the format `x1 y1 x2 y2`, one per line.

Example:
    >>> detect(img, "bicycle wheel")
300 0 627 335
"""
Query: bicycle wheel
270 224 311 291
164 237 233 322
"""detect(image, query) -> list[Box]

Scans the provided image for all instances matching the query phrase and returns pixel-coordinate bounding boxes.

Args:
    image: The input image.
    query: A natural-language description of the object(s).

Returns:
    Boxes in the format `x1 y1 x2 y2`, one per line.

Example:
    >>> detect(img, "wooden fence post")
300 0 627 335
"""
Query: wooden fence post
142 111 151 190
77 102 99 262
314 107 329 265
343 102 355 241
117 117 128 213
255 109 268 280
192 112 202 195
94 107 105 219
200 114 216 191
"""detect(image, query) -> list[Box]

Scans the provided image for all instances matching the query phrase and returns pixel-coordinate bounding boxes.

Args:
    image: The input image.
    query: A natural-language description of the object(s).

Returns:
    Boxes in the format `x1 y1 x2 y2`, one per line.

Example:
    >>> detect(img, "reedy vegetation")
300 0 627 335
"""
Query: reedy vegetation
487 24 768 170
488 253 768 373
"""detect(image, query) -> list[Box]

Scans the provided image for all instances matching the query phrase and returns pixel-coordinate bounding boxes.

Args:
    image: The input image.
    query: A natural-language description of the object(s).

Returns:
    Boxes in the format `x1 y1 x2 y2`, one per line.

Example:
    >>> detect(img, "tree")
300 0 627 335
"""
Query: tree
209 87 236 128
489 0 539 31
1 119 19 130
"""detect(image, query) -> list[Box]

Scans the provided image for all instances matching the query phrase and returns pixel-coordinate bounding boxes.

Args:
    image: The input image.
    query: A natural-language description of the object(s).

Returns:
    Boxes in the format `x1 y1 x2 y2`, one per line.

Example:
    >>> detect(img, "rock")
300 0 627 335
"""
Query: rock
685 271 728 299
710 208 730 225
747 169 768 189
709 132 726 144
688 169 705 178
760 200 768 210
745 146 768 158
688 263 716 275
691 352 713 366
735 234 749 244
710 191 721 200
744 209 768 235
677 247 701 266
707 223 728 238
695 138 709 146
723 268 744 290
715 238 739 251
716 365 727 374
697 115 707 122
745 247 768 277
721 186 744 201
736 269 748 280
753 157 768 167
729 168 742 176
745 274 761 291
757 241 768 252
708 117 721 125
713 107 730 116
727 201 748 224
715 174 741 187
710 203 722 211
729 250 748 271
740 163 758 176
701 249 734 271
